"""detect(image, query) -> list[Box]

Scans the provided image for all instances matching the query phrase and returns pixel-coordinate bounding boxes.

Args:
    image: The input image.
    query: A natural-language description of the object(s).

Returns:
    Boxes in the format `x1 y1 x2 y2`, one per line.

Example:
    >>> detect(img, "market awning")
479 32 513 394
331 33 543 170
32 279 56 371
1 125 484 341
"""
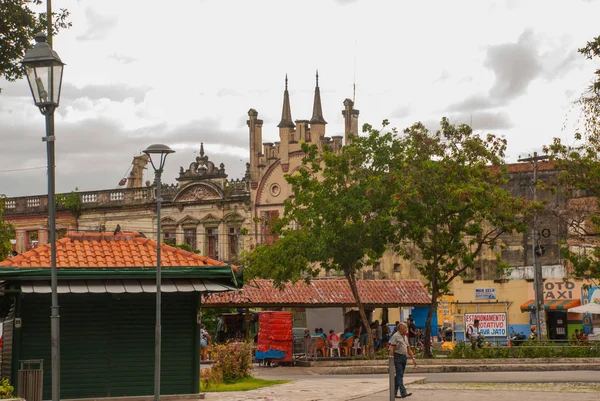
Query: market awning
520 299 581 312
18 279 238 294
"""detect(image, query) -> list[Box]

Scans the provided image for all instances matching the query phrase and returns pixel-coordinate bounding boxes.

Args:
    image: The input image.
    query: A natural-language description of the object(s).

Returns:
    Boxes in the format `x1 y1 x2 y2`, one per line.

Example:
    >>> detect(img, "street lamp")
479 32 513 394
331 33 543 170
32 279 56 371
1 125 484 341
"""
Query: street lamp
143 144 175 401
21 32 64 401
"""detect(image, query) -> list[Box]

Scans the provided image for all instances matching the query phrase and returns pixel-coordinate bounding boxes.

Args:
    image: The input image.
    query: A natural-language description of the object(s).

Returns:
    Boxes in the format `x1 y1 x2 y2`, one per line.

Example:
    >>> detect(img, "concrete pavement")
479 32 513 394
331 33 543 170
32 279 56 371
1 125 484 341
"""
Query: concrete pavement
202 375 426 401
201 365 600 401
353 382 600 401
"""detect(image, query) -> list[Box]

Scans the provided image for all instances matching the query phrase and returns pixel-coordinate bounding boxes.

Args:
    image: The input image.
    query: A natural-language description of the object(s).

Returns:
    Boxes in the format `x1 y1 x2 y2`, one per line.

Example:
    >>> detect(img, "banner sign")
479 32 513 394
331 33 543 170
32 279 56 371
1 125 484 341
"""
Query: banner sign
475 288 496 299
464 313 507 337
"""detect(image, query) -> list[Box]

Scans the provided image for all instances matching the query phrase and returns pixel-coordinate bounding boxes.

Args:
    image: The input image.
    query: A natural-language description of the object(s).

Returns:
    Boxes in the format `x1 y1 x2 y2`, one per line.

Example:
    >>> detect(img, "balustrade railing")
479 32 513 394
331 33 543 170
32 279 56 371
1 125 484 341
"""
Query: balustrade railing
27 198 41 208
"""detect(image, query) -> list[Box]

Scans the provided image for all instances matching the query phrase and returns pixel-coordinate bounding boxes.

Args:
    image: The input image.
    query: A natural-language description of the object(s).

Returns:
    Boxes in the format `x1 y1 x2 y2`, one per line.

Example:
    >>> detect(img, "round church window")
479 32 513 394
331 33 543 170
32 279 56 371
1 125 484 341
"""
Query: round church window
270 184 281 197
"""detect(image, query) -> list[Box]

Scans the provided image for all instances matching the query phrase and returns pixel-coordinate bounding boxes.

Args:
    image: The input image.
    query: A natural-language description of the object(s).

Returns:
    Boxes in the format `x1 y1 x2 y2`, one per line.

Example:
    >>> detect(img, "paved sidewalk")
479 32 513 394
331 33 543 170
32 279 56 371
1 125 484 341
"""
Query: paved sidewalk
354 384 600 401
202 375 425 401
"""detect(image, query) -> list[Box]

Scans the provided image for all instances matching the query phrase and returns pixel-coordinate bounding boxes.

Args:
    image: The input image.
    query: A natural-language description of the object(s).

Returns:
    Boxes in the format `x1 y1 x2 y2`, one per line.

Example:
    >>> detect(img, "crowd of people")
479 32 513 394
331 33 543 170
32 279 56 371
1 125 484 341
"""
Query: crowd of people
302 315 435 358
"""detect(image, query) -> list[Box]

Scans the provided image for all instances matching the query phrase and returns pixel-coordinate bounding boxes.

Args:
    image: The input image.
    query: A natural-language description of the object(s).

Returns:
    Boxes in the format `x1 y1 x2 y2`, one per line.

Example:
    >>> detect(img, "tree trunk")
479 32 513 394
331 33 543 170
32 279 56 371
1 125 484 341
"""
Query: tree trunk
424 279 439 359
346 271 375 357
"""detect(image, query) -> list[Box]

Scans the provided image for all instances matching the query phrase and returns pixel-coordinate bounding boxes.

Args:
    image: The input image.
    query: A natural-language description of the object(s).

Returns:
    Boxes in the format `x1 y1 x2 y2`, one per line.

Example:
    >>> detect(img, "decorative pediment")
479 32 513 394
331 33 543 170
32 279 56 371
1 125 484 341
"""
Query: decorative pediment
200 213 221 225
175 184 221 202
161 217 177 228
223 212 244 223
178 215 200 228
177 143 227 181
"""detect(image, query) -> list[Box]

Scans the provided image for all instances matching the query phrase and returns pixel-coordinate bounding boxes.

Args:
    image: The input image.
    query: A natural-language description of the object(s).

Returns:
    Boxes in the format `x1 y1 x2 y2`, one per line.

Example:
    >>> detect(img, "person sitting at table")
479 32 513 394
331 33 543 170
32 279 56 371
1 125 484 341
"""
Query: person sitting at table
327 329 340 342
342 328 354 340
327 329 340 349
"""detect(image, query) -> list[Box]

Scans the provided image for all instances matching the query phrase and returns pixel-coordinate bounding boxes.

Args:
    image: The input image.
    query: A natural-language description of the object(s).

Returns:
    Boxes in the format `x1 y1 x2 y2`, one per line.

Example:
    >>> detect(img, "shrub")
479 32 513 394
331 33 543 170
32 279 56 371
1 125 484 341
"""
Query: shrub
0 378 14 399
203 342 254 387
448 340 600 359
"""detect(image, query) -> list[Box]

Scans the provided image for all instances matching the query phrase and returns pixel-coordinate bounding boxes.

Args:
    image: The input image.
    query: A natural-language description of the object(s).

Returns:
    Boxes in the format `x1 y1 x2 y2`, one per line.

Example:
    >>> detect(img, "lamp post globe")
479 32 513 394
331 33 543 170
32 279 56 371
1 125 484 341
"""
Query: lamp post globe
22 33 64 115
143 144 174 401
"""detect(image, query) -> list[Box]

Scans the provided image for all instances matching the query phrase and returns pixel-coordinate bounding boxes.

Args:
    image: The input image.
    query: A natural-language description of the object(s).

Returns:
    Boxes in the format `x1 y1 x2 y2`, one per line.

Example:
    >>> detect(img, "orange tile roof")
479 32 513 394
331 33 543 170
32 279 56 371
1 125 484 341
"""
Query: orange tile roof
0 232 232 269
204 278 431 307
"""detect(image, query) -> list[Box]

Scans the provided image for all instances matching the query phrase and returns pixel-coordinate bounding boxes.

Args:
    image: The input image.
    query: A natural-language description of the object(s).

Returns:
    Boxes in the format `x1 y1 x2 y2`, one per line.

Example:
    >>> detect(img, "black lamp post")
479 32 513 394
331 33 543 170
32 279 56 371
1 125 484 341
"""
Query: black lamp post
21 32 64 401
143 144 175 401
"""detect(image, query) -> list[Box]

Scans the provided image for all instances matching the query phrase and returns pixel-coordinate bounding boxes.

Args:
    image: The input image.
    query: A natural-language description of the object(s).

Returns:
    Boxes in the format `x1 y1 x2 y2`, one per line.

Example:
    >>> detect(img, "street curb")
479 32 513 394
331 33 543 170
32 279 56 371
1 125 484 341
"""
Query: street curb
316 363 600 374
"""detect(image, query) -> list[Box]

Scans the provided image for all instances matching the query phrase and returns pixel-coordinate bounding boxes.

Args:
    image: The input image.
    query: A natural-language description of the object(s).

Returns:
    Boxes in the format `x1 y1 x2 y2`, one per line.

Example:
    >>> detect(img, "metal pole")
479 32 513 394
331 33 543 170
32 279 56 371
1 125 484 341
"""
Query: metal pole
47 0 53 47
154 169 162 401
531 227 542 339
532 158 547 340
388 356 395 401
519 152 548 341
45 111 60 401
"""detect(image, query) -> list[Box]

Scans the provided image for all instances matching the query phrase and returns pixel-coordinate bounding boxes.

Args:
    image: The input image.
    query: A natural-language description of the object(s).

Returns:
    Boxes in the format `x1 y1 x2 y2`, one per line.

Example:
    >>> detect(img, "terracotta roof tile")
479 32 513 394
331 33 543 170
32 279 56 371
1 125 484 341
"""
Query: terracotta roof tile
204 278 431 307
0 232 235 270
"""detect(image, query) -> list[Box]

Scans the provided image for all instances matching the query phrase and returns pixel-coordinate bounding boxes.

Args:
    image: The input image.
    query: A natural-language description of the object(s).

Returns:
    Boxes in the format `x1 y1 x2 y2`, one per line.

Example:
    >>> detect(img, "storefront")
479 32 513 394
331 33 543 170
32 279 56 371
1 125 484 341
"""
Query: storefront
580 285 600 339
449 280 529 343
519 279 585 340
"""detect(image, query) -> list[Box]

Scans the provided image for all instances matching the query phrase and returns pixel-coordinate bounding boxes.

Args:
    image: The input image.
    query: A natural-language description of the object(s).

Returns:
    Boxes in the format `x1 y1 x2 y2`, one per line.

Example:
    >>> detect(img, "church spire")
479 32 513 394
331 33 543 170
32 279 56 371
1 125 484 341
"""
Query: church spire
310 70 327 125
277 74 295 129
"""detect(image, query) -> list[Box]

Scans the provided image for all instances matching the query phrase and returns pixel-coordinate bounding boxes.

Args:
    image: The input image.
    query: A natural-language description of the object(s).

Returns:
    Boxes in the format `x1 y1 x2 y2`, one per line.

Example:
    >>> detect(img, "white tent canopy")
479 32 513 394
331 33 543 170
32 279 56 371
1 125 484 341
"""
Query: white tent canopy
567 302 600 314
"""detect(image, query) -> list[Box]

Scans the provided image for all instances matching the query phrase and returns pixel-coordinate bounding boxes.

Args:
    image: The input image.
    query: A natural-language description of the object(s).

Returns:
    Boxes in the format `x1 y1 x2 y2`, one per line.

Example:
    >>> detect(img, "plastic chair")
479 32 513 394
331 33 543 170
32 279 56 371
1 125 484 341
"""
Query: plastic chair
351 337 362 356
339 336 354 357
313 337 327 358
329 340 340 357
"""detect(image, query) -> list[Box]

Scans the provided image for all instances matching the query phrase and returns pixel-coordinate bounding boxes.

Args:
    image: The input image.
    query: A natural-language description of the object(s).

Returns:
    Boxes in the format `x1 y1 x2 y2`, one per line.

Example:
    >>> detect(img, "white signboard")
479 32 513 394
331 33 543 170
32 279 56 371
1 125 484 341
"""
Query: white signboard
475 288 496 299
464 313 507 337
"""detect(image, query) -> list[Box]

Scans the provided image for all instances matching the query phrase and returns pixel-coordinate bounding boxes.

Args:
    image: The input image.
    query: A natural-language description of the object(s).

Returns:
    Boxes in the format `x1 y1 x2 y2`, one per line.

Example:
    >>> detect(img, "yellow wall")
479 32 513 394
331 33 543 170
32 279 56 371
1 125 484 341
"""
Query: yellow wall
451 280 531 327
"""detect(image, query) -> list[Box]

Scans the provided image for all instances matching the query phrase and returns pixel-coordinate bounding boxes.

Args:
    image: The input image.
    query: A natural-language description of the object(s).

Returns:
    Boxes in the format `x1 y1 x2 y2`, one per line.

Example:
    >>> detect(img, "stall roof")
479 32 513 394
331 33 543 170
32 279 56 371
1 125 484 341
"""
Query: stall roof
15 278 237 294
520 298 581 312
204 278 431 308
0 232 241 289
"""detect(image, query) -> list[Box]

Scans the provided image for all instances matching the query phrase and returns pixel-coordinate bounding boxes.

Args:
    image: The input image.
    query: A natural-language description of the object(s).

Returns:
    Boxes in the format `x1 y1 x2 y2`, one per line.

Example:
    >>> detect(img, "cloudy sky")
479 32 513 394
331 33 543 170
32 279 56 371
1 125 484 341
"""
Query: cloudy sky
1 0 599 197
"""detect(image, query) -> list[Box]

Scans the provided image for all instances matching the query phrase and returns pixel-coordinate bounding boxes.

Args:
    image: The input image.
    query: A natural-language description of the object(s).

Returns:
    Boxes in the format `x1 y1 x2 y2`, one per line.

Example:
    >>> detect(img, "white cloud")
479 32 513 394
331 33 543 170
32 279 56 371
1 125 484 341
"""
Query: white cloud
1 0 600 195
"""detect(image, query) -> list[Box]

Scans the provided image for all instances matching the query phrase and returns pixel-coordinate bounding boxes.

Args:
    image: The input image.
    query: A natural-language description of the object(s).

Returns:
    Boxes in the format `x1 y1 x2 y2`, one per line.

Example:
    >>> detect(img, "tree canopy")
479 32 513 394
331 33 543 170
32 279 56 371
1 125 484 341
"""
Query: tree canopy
0 196 16 261
245 118 531 357
544 35 600 283
245 128 404 355
388 118 533 356
0 0 70 82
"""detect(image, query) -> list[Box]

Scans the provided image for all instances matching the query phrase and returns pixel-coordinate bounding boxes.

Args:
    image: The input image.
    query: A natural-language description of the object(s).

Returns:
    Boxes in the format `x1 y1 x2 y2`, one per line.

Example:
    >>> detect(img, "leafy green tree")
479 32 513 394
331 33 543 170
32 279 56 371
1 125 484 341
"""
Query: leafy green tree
0 195 16 261
388 118 532 357
543 35 600 283
245 118 530 358
245 130 404 356
0 0 71 82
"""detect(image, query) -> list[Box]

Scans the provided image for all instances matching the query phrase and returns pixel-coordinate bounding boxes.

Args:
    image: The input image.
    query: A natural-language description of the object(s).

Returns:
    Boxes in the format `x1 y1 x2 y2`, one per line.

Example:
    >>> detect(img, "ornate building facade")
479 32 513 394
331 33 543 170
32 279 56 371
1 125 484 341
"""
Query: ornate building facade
4 145 252 264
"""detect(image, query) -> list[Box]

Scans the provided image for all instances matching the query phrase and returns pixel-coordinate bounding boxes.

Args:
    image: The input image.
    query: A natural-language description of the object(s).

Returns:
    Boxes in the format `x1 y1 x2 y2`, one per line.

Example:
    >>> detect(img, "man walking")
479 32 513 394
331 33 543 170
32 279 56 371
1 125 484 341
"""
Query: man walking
389 323 417 398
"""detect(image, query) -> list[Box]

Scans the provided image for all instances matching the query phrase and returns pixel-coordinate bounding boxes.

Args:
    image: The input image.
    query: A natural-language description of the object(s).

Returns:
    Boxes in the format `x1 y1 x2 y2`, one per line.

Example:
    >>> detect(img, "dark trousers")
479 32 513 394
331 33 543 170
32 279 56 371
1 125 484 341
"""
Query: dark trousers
470 336 483 350
394 353 408 396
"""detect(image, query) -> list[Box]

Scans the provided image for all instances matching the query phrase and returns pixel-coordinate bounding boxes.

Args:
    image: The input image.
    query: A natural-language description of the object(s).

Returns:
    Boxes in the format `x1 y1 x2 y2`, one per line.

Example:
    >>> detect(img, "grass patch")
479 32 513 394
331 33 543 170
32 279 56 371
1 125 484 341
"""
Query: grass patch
200 377 291 392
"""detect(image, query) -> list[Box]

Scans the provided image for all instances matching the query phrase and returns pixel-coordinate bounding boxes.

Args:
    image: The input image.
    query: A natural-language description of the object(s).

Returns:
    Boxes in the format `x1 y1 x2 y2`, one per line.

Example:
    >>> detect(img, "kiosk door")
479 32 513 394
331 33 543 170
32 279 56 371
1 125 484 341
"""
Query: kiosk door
548 311 568 340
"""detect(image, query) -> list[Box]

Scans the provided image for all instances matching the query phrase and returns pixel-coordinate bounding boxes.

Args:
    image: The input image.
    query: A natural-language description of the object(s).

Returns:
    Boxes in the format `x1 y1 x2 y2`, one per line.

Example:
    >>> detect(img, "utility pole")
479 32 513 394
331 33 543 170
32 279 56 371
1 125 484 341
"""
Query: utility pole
518 152 549 340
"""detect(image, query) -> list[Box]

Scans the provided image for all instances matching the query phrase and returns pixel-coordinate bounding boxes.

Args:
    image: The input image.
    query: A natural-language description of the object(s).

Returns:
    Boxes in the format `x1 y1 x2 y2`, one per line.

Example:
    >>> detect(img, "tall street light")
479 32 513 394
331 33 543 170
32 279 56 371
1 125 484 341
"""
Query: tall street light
143 144 175 401
21 32 64 401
